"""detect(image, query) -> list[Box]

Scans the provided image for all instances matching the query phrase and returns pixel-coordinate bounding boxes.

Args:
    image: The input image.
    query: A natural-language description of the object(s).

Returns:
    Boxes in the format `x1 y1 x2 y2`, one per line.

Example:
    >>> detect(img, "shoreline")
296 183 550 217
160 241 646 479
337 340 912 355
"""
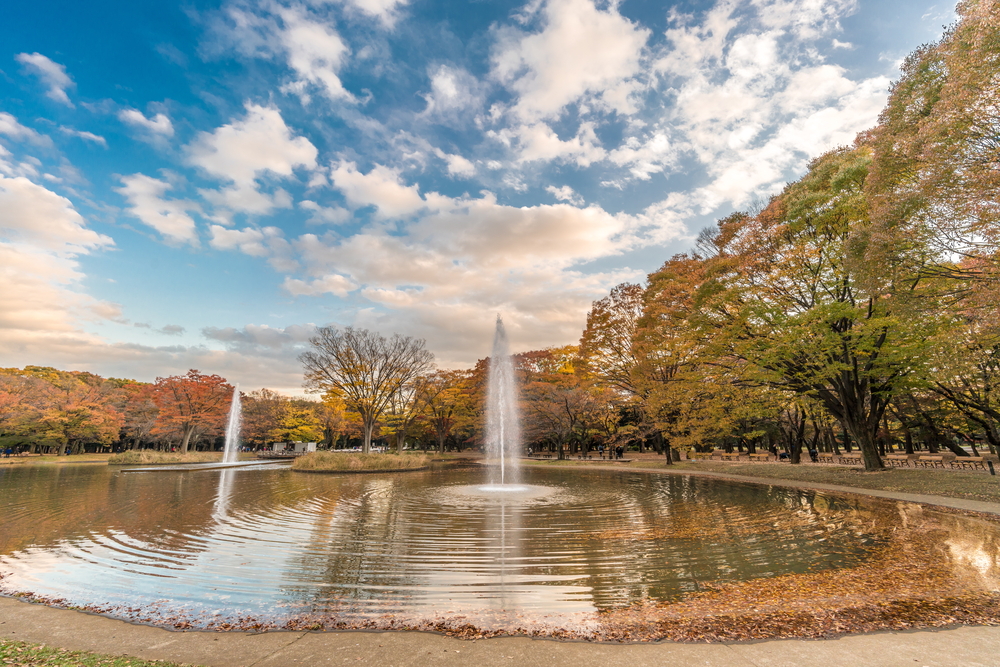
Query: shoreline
2 595 999 667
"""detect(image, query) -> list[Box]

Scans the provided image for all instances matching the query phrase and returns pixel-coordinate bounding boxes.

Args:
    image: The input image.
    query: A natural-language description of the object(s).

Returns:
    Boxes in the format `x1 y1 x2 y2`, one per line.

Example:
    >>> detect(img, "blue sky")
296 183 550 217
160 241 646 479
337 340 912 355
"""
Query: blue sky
0 0 956 393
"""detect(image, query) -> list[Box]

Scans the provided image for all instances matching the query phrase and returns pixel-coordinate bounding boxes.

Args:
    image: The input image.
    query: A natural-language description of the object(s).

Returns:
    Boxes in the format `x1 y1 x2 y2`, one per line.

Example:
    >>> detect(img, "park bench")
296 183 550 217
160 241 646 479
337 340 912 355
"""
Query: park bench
689 452 712 460
837 454 863 465
719 452 741 461
951 456 986 471
915 455 946 468
817 452 835 464
749 453 772 462
885 454 911 468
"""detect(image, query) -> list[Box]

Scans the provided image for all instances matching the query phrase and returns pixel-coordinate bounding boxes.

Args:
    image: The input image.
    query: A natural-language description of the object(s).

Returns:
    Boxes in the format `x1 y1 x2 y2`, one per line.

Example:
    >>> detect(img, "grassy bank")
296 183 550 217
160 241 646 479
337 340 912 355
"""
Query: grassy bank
525 459 1000 504
292 451 430 472
107 451 222 465
0 453 112 466
0 638 194 666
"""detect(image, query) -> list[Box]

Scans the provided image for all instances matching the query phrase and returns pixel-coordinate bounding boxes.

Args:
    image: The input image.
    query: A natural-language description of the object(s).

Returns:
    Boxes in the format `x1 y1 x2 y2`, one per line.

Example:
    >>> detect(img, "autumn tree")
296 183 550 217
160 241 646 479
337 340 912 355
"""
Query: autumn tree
693 146 946 470
866 0 1000 307
151 370 234 453
417 370 469 453
273 399 324 443
631 254 710 461
300 327 435 453
578 283 645 395
242 388 288 448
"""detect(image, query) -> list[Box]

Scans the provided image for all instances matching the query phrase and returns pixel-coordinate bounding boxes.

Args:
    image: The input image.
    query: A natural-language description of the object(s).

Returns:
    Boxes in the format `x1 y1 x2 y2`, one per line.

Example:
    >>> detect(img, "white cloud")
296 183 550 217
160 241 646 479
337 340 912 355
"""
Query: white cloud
491 0 650 122
608 131 674 180
300 199 352 224
275 5 354 103
0 112 52 146
750 0 858 41
337 0 409 26
330 161 424 218
434 149 476 178
116 173 201 245
282 273 358 297
208 224 283 256
638 0 883 208
422 65 483 117
279 191 647 363
205 3 355 104
15 53 75 106
546 185 583 205
0 175 123 366
492 121 606 166
59 127 107 147
118 109 175 137
1 175 112 254
186 103 318 215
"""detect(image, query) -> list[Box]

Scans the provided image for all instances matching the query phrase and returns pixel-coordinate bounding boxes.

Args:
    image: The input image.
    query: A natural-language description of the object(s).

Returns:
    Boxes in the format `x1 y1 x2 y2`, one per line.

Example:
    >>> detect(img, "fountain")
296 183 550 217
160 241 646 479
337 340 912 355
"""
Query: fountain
485 315 521 488
222 385 241 464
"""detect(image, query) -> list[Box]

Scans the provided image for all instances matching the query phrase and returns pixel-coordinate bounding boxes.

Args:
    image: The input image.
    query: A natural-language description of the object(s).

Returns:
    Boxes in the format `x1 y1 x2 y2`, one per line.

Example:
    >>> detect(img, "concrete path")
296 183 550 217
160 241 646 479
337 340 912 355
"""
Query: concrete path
3 596 1000 667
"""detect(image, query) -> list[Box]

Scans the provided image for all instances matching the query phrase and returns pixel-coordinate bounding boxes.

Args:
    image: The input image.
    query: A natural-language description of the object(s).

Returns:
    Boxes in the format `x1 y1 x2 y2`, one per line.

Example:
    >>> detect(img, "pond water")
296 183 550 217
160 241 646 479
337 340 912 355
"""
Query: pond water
1 463 997 634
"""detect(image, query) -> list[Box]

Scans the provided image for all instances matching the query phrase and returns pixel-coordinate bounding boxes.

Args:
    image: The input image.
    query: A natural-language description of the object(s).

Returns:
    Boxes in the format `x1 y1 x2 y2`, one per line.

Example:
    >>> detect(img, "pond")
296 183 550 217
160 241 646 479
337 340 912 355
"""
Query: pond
2 463 1000 639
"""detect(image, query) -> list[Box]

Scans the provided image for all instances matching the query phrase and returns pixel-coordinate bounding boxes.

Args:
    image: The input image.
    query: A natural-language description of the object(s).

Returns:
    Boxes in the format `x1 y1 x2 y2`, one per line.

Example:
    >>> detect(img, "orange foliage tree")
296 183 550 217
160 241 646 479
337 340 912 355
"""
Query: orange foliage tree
151 370 234 452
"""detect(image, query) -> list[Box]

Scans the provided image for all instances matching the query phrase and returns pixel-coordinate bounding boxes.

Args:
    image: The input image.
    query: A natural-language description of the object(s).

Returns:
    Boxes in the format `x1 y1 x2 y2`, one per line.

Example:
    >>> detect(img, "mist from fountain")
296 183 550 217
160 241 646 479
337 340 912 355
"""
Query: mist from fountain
485 315 521 487
222 385 241 464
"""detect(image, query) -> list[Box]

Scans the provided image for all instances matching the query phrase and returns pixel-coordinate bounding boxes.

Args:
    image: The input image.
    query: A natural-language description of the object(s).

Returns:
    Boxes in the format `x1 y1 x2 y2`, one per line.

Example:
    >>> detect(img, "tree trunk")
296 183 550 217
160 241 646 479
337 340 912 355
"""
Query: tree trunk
362 421 374 454
396 431 405 454
179 423 195 453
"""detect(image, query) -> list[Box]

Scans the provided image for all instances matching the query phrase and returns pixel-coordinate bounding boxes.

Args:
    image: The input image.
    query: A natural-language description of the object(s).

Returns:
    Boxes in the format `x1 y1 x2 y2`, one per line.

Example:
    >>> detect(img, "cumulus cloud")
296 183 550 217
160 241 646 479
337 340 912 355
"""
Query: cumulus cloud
116 173 201 245
434 149 476 178
299 199 352 224
186 103 318 215
208 224 285 256
421 65 484 118
1 175 112 254
118 108 175 137
204 3 355 104
0 175 125 372
491 0 650 122
546 185 583 205
330 161 424 218
495 121 606 166
275 4 354 103
631 0 883 210
15 52 75 106
338 0 409 25
282 273 358 297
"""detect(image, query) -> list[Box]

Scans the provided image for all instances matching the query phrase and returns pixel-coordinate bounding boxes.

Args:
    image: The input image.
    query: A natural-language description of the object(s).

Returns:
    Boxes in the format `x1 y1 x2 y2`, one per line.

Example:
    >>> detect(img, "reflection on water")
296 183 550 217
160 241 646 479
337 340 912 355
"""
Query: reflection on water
1 465 998 632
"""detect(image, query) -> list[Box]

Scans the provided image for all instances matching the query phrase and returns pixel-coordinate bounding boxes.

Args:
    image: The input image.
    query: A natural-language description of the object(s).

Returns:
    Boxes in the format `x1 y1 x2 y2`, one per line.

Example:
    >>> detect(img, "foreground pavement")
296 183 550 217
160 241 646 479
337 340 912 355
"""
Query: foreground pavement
2 597 1000 667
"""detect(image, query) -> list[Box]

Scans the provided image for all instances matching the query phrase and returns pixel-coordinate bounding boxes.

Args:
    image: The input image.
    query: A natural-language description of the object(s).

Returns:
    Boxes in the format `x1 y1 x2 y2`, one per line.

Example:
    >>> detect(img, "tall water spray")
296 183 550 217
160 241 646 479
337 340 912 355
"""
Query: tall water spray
222 385 241 464
486 315 520 486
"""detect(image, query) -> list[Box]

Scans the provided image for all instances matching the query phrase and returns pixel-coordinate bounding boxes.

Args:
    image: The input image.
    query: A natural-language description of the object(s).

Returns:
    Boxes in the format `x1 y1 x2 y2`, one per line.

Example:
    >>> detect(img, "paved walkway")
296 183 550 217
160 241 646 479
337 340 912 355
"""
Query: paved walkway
4 596 1000 667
